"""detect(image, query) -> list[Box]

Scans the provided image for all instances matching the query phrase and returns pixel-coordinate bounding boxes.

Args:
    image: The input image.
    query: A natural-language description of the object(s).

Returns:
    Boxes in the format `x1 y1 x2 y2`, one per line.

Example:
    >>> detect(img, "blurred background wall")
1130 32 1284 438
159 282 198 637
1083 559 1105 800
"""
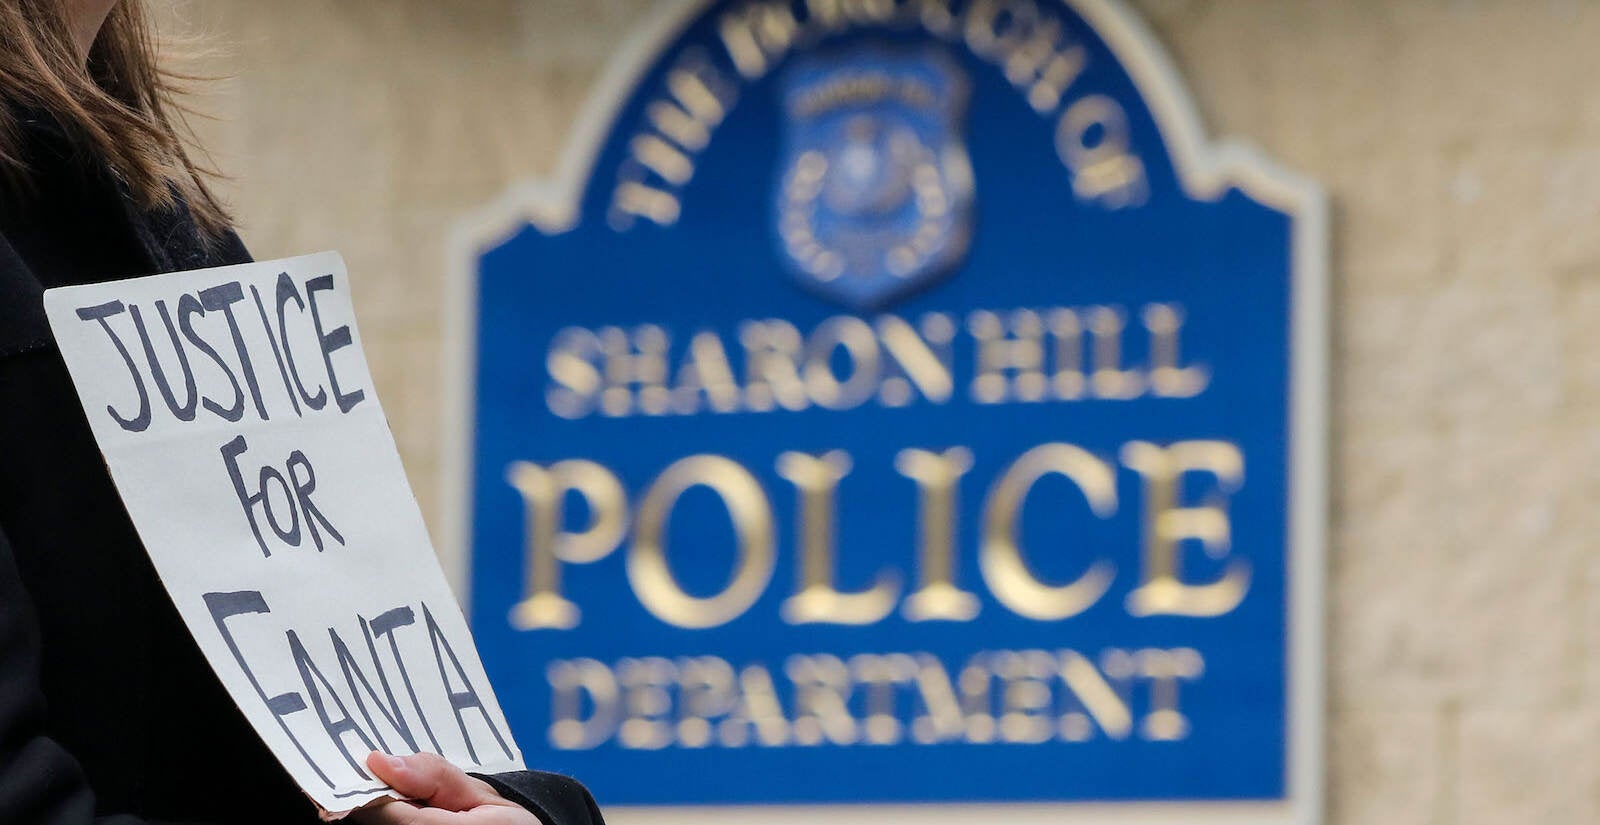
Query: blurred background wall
164 0 1600 822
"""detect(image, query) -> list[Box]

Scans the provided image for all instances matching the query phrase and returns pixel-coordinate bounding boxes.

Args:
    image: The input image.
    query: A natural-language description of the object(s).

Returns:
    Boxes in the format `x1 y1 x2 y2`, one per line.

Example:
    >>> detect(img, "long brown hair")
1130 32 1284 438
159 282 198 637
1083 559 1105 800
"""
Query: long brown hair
0 0 229 235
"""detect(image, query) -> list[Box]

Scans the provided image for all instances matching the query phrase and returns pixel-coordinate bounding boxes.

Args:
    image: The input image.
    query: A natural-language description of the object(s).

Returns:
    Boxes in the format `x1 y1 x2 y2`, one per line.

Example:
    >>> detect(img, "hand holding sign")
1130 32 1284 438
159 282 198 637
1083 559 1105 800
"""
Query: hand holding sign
351 752 540 825
43 252 524 815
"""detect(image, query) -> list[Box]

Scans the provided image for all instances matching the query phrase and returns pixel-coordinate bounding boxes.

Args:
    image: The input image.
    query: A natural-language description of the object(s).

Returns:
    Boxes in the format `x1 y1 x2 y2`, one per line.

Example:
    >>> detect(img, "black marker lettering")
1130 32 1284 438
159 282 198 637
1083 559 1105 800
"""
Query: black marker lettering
330 624 413 753
203 591 333 788
130 301 199 421
180 294 244 422
259 464 301 547
251 284 302 417
356 615 421 752
286 450 344 551
221 435 275 557
277 272 327 410
305 275 366 413
200 281 269 421
287 630 377 780
76 300 150 432
365 606 443 753
423 603 514 763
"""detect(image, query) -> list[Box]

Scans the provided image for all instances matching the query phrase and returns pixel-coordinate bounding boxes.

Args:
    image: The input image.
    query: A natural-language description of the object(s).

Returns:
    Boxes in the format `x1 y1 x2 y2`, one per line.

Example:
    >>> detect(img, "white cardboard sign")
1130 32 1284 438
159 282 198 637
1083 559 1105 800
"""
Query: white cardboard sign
43 252 524 815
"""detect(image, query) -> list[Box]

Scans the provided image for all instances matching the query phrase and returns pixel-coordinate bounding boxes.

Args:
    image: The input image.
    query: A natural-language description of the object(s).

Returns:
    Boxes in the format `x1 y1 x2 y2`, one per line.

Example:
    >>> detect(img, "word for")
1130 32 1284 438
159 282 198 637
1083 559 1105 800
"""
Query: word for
505 440 1249 631
545 647 1204 751
220 435 345 558
545 303 1209 419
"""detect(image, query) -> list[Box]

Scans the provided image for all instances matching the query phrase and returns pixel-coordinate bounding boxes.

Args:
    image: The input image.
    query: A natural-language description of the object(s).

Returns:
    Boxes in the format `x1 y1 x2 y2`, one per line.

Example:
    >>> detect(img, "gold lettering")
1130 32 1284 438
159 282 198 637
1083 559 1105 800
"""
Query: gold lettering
908 654 967 743
850 653 916 744
1138 648 1203 741
804 0 848 30
1143 304 1210 397
717 2 800 79
614 56 732 231
777 451 899 624
545 327 604 419
993 649 1054 743
600 325 671 416
671 330 742 414
677 656 739 747
719 664 792 746
969 309 1046 403
1005 21 1087 114
548 649 1174 752
1057 649 1133 741
841 0 899 23
786 654 859 745
647 101 711 152
876 313 955 406
803 316 881 410
740 319 810 412
629 455 776 628
1048 308 1085 399
958 657 996 742
547 659 620 750
628 134 694 186
963 0 1035 59
618 657 676 749
1121 441 1249 617
506 460 627 630
896 447 981 621
965 0 1091 114
914 0 958 36
666 65 730 128
610 180 681 227
981 443 1116 620
1086 306 1144 399
1056 95 1148 207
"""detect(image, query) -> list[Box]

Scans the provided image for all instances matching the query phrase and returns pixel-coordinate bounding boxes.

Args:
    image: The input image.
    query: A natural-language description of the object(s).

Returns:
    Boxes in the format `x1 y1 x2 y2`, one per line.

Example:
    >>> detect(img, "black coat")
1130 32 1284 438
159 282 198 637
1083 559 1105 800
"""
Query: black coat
0 114 602 825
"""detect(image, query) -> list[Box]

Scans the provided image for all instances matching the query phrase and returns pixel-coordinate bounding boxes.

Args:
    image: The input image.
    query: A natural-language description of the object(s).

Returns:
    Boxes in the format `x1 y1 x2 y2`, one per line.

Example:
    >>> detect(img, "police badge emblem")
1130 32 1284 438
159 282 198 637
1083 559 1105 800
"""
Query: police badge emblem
776 51 974 309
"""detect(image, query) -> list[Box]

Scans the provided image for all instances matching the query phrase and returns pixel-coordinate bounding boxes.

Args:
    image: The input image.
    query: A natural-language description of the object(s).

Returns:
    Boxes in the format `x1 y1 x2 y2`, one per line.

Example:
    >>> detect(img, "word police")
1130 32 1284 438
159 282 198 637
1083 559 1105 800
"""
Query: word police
507 436 1248 631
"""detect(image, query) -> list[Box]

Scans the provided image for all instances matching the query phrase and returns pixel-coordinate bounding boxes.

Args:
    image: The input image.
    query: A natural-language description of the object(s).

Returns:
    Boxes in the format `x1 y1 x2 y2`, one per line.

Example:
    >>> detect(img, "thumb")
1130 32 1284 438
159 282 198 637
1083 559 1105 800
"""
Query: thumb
365 751 504 812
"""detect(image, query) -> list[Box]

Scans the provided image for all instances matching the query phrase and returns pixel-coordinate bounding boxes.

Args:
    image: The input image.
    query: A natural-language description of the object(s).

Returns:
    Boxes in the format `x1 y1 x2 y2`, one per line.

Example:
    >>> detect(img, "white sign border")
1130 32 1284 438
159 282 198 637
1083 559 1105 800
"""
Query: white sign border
439 2 1328 824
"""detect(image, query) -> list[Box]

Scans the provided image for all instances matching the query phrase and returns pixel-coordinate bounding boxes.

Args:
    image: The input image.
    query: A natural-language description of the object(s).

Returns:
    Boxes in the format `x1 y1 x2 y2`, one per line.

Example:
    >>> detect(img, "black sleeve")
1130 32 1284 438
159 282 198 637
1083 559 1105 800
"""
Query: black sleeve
0 523 185 825
472 771 606 825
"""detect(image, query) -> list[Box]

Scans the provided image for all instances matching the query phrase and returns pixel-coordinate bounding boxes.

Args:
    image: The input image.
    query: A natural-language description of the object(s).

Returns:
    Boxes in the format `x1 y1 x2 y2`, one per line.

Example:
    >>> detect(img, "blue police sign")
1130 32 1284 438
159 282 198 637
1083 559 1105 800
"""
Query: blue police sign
445 1 1326 822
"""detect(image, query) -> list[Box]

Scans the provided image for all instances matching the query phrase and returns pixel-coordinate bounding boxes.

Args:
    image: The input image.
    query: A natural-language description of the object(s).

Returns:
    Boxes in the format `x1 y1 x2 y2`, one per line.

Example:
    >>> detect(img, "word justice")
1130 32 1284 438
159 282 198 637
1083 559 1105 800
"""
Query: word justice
545 303 1210 419
505 440 1250 631
71 272 367 433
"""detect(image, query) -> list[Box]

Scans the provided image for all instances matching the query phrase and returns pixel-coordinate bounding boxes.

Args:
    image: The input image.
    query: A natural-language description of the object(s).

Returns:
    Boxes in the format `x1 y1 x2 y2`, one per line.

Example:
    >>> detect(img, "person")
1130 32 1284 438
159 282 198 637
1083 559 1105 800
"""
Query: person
0 2 604 823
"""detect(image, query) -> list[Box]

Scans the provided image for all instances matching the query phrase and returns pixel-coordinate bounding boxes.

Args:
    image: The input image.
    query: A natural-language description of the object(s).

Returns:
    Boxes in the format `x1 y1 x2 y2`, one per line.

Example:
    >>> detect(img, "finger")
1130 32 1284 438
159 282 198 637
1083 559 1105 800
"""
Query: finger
365 751 506 812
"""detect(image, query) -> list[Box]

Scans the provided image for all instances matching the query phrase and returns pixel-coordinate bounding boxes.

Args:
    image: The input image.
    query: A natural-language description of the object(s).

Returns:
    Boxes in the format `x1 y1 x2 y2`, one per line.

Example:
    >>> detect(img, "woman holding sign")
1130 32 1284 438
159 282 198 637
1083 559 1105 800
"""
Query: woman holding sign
0 2 603 824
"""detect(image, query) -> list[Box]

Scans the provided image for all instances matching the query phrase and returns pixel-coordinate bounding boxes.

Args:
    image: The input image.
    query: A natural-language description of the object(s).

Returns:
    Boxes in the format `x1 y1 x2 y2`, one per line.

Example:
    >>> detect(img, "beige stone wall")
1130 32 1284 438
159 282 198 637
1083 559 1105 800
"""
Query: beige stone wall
165 0 1600 822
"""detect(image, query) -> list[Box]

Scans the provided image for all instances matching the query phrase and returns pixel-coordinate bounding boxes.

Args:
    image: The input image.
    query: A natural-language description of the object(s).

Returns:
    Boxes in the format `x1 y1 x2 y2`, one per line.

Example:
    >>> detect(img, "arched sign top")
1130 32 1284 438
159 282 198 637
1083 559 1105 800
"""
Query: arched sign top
453 0 1324 249
444 2 1325 823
